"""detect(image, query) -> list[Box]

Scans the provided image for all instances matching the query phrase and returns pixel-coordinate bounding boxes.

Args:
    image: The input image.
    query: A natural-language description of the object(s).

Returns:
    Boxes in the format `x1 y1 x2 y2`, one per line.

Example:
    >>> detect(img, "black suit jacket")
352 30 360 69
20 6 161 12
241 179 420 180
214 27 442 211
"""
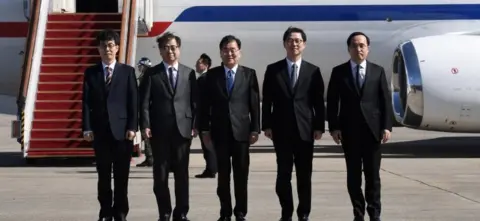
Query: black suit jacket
139 62 198 139
199 65 260 142
327 61 393 141
262 59 325 142
82 62 138 141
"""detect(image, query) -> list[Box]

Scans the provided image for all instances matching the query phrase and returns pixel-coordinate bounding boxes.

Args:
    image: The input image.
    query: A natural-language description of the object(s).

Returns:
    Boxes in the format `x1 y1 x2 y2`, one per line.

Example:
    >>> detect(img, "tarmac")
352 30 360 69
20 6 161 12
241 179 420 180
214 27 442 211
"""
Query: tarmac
0 95 479 220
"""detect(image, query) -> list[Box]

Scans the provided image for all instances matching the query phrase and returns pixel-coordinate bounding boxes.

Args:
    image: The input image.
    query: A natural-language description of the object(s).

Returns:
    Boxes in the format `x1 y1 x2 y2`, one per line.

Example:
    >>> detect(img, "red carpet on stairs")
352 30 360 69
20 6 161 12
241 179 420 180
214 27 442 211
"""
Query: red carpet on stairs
29 13 122 158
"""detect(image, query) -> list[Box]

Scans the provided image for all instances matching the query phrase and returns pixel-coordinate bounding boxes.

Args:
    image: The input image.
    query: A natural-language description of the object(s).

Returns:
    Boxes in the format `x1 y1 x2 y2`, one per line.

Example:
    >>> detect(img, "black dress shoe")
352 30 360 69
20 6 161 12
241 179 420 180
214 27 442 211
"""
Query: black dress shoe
279 218 292 221
298 216 309 221
136 158 153 167
217 217 231 221
370 218 381 221
235 215 246 221
98 218 112 221
195 170 216 178
158 214 170 221
173 215 190 221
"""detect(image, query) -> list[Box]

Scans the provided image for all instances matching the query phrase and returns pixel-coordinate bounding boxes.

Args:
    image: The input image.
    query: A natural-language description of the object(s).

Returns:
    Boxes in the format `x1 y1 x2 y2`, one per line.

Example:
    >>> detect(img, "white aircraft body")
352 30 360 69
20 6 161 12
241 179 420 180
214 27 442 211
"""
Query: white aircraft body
2 0 480 133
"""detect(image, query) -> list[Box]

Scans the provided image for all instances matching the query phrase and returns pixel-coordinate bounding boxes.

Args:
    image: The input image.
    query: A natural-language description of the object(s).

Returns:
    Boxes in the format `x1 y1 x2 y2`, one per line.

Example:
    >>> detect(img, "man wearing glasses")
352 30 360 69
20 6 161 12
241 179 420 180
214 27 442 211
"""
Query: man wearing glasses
262 27 325 221
82 29 138 221
139 32 198 221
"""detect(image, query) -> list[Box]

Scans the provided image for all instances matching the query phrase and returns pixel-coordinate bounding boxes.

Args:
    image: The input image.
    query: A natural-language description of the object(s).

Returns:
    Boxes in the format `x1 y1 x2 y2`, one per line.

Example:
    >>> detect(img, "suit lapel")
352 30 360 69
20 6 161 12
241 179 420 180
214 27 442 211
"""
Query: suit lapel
278 60 293 95
158 62 174 95
109 63 120 93
360 61 374 97
175 64 186 95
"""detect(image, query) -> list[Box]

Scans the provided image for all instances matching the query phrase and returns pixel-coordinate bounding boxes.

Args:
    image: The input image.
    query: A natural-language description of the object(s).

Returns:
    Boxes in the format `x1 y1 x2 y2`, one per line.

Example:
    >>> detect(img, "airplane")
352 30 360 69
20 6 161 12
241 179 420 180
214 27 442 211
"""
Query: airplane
2 0 480 134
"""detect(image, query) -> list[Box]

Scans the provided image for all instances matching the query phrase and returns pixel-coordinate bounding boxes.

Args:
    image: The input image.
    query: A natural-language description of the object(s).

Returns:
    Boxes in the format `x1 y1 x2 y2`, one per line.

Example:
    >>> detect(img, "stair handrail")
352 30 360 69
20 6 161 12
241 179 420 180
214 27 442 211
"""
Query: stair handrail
126 0 138 66
124 0 143 147
118 0 132 63
16 0 41 117
22 0 50 156
143 0 153 31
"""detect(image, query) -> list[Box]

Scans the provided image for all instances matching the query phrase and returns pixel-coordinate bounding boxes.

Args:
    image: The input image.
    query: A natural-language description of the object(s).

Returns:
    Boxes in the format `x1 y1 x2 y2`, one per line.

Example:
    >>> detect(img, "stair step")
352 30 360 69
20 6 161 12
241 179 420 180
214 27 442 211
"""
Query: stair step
34 110 82 119
39 73 84 82
42 55 100 64
37 91 83 101
26 149 94 157
38 82 83 91
48 13 122 22
31 129 83 139
43 47 98 56
47 21 122 30
46 29 119 38
35 100 82 110
29 139 91 148
33 119 82 129
40 64 93 73
44 38 97 47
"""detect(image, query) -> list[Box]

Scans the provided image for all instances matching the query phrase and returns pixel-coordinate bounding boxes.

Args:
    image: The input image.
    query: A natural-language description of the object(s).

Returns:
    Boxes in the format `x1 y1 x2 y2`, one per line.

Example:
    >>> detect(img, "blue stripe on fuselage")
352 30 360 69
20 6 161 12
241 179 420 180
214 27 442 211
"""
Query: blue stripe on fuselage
174 4 480 22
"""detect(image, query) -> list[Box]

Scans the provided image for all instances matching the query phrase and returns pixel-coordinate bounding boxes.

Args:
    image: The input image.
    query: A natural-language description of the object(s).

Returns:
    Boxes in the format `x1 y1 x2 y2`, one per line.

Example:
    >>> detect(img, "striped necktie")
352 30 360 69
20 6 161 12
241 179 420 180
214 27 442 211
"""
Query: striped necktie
105 67 113 85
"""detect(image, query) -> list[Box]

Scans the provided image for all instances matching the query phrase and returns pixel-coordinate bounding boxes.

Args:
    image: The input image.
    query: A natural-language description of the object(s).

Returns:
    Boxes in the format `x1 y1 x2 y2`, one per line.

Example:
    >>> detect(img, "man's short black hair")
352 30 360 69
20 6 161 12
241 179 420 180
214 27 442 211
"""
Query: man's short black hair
347 32 370 47
96 29 120 45
283 26 307 42
156 32 182 48
219 35 241 50
199 53 212 68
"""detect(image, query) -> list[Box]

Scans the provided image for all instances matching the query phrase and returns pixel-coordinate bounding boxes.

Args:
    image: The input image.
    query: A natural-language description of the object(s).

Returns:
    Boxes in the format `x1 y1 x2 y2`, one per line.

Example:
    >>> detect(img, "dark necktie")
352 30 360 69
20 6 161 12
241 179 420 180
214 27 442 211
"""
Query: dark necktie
290 64 297 88
168 67 175 89
226 70 234 94
356 64 362 89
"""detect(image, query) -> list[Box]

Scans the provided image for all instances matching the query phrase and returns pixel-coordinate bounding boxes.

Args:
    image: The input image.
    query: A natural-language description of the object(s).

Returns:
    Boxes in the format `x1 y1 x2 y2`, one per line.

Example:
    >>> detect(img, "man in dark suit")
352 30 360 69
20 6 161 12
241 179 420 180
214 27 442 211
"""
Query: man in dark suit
139 32 197 221
327 32 393 221
82 29 138 221
194 53 217 179
199 35 260 221
136 57 154 167
262 27 325 221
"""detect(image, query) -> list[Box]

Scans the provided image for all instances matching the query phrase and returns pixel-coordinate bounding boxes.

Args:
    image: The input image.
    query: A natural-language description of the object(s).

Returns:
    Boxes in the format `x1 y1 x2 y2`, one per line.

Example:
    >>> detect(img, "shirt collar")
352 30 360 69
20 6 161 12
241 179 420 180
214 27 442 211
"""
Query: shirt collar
350 59 367 70
286 57 302 68
163 61 179 71
224 64 238 74
102 60 116 70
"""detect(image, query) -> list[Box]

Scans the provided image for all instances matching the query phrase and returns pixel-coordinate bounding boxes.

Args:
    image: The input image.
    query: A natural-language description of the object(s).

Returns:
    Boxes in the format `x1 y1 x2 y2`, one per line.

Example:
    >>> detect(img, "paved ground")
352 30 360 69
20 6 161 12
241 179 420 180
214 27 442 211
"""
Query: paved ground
0 95 480 220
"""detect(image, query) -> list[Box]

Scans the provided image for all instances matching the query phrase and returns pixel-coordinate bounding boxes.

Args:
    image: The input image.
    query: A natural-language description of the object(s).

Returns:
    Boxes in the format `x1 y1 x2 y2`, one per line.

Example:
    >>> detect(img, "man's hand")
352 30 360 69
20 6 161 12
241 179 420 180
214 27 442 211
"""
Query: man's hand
314 130 323 140
202 131 212 146
126 130 135 140
249 132 259 145
192 129 198 138
143 128 152 139
264 128 273 140
382 129 391 143
330 130 342 144
83 131 94 142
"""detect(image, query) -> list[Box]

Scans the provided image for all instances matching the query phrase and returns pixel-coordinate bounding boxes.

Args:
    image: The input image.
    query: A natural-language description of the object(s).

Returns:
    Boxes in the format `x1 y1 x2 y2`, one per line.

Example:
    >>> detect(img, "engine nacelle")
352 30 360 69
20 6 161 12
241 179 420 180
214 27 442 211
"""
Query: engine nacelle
392 34 480 132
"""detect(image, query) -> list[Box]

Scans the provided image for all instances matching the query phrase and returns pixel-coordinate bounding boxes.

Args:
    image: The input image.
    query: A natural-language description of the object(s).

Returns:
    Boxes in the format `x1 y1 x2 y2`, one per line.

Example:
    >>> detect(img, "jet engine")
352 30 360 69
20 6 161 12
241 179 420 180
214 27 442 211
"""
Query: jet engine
391 34 480 133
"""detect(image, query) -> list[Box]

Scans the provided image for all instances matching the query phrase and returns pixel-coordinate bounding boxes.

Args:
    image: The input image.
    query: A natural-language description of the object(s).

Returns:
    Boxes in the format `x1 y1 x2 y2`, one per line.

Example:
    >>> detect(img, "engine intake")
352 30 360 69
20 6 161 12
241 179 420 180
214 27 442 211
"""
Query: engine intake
392 41 424 128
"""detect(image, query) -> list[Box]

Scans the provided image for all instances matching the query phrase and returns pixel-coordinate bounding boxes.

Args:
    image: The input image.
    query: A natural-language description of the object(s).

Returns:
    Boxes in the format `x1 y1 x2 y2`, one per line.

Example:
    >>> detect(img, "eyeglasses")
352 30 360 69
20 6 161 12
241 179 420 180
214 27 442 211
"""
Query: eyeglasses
286 38 304 44
162 45 179 51
99 43 117 49
222 48 239 54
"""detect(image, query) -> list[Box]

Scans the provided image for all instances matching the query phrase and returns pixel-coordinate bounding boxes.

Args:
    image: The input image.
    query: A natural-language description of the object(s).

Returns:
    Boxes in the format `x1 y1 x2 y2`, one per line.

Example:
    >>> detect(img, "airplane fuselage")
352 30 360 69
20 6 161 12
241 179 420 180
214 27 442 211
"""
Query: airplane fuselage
3 0 480 133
